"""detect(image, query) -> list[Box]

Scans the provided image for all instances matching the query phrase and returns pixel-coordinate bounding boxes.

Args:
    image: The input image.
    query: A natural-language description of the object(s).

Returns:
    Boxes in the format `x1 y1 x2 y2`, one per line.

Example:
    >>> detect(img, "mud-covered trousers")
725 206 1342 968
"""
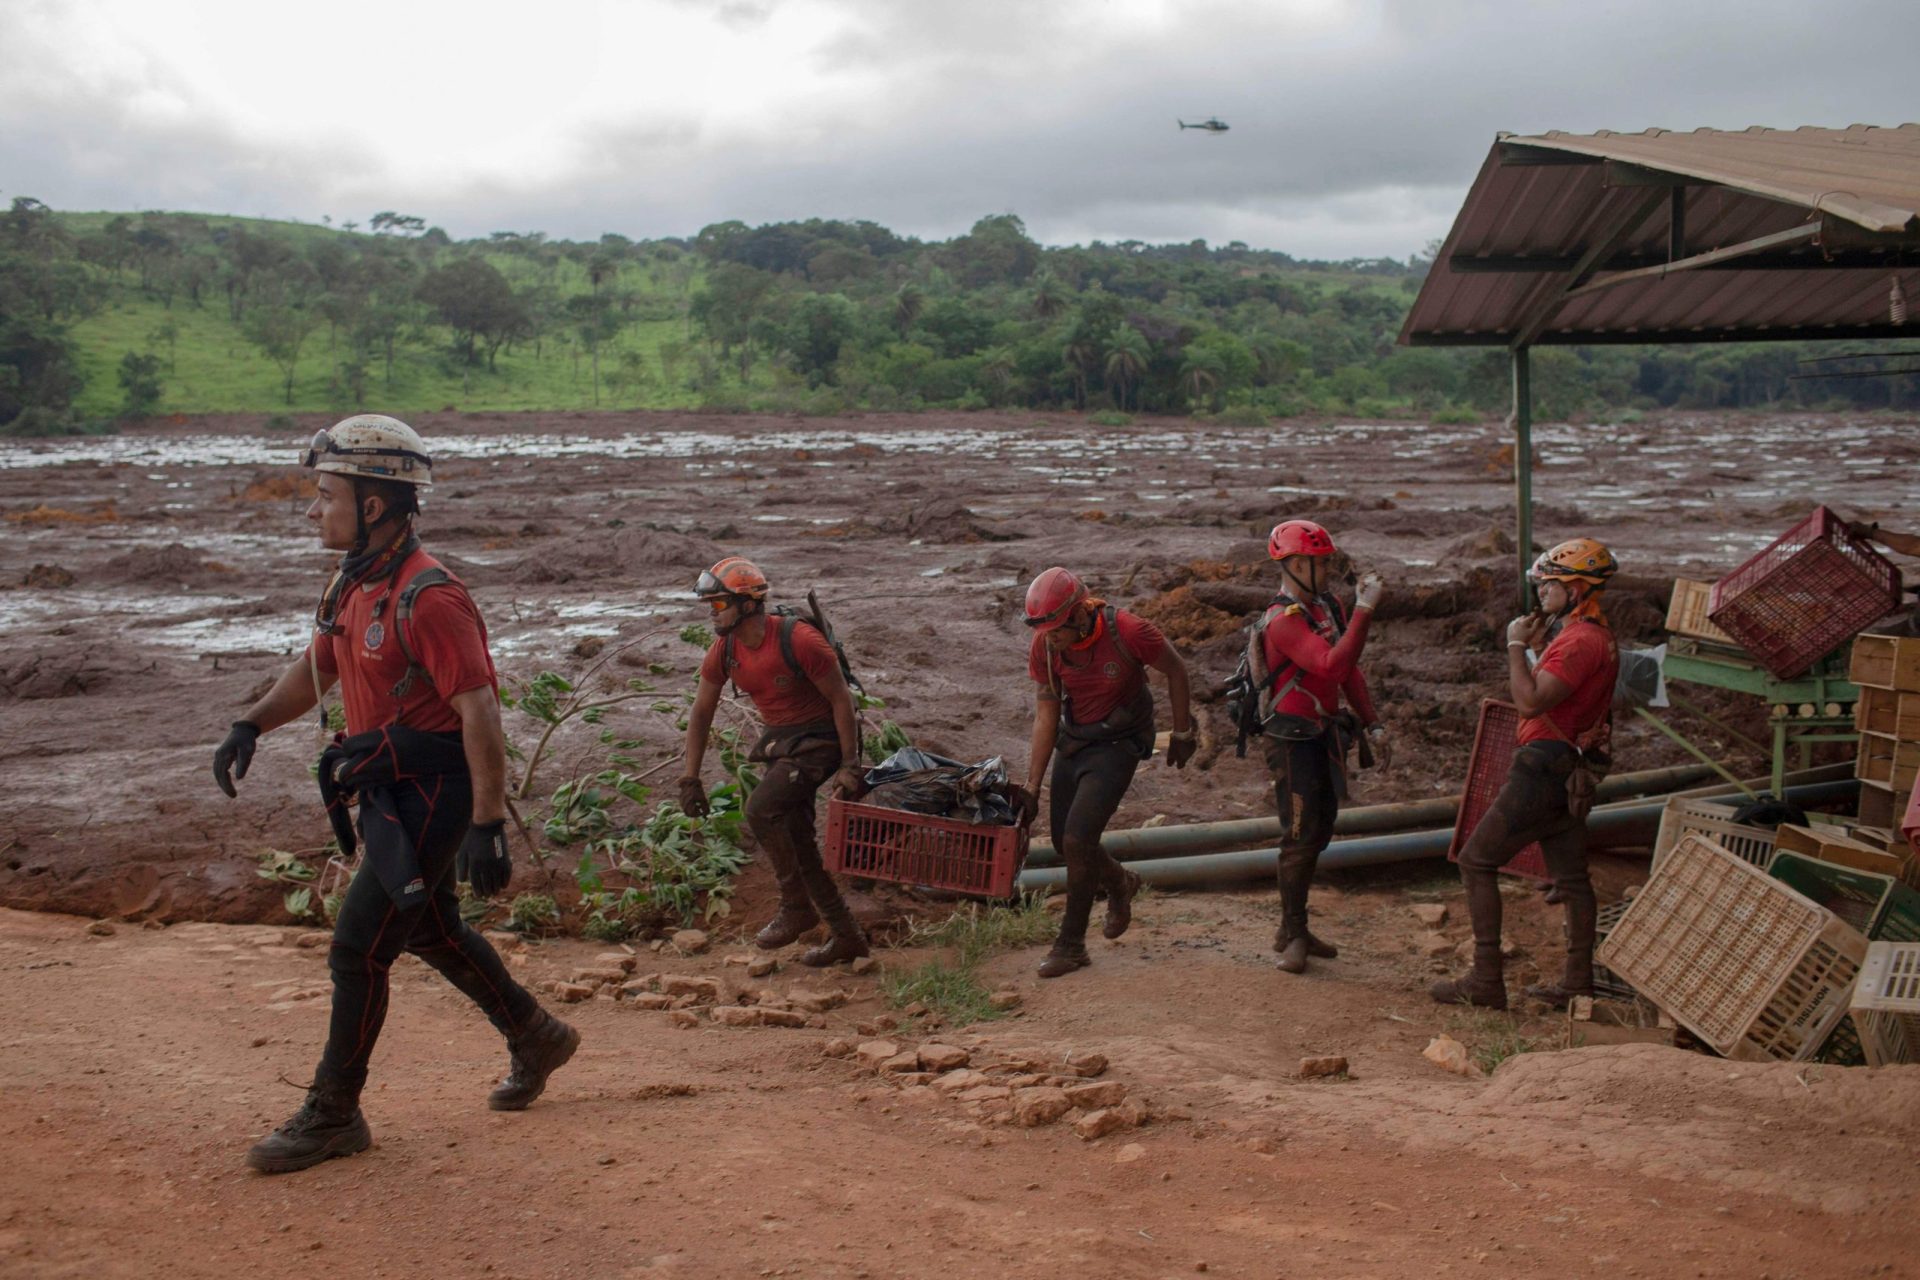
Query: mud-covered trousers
1262 732 1342 942
1455 740 1597 982
743 729 859 935
1049 737 1143 949
319 773 539 1092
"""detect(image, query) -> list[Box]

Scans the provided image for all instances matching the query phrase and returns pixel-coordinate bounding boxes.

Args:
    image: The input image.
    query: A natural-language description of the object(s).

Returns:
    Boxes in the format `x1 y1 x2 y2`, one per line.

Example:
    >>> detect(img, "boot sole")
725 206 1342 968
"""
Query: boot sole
245 1116 372 1174
488 1023 582 1112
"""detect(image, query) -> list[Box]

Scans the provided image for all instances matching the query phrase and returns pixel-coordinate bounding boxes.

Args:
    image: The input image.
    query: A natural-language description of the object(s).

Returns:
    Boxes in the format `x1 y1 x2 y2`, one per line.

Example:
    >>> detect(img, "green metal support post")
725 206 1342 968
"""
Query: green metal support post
1512 345 1533 614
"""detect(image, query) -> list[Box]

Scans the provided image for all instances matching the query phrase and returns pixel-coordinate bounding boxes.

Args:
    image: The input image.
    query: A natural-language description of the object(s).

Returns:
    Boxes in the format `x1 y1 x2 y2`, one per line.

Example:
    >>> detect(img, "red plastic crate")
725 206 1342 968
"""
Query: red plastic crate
1447 698 1548 881
1707 506 1902 678
823 797 1028 898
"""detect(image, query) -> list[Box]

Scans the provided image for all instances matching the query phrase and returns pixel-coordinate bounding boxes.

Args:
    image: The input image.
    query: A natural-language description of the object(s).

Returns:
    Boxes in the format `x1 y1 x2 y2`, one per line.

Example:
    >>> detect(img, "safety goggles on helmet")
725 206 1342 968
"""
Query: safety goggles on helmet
1023 598 1079 629
694 569 730 601
302 428 432 479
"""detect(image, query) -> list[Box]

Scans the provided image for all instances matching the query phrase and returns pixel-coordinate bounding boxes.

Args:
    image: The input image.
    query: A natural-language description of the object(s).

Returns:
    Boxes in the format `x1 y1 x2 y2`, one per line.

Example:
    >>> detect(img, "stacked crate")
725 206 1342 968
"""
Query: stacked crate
1848 635 1920 854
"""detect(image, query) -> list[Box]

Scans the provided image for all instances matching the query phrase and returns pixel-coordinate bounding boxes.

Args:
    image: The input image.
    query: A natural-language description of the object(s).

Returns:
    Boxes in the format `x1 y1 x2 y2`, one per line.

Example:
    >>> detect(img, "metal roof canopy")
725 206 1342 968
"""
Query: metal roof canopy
1400 124 1920 607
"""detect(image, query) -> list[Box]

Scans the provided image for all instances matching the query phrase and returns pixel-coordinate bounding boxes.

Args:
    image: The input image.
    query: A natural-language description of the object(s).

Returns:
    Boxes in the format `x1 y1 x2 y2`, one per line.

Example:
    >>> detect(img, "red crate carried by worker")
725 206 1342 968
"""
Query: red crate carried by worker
824 797 1029 899
1448 698 1548 881
1707 506 1902 679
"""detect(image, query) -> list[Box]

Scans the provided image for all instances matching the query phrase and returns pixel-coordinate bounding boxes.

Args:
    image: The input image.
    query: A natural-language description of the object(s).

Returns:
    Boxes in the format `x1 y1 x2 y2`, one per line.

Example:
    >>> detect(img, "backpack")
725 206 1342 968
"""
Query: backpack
1223 593 1348 758
724 588 865 698
383 566 472 702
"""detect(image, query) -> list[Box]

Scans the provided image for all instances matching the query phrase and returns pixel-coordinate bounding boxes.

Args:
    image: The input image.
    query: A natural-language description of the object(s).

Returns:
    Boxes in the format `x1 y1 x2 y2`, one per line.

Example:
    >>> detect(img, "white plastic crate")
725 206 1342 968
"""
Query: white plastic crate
1850 941 1920 1065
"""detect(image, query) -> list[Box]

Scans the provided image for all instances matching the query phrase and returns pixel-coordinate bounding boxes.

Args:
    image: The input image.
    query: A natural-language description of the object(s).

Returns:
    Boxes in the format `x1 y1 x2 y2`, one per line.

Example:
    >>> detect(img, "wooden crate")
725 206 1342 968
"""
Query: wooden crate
1665 578 1738 646
1859 779 1916 839
1849 634 1920 692
1854 732 1920 792
1787 809 1920 888
1853 687 1920 739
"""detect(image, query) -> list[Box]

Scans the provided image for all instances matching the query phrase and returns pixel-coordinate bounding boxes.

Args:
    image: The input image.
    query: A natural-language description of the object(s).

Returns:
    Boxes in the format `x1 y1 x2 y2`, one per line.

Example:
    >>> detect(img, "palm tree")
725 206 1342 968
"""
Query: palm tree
1180 353 1222 411
979 345 1016 406
1103 328 1150 412
1061 338 1096 409
1030 273 1067 321
892 283 925 338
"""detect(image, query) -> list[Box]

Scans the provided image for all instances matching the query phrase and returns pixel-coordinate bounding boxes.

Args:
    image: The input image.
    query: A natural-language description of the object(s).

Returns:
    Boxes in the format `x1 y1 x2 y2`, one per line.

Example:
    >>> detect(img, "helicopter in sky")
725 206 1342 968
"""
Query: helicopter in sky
1178 117 1229 133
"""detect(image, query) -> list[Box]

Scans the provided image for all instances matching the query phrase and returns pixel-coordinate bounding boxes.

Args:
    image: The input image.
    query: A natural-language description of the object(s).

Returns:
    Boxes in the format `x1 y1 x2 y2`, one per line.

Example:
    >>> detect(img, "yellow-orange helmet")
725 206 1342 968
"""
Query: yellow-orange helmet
1530 537 1617 587
694 555 770 601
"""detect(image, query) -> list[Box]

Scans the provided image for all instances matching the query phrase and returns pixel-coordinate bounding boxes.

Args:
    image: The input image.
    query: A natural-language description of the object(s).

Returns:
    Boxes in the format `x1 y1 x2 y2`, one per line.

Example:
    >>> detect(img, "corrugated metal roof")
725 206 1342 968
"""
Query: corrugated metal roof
1401 124 1920 347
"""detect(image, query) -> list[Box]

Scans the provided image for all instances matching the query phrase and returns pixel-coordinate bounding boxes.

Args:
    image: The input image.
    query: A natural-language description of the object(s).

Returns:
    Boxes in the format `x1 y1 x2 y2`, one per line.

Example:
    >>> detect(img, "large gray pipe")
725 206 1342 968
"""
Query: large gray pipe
1024 761 1721 868
1012 774 1859 892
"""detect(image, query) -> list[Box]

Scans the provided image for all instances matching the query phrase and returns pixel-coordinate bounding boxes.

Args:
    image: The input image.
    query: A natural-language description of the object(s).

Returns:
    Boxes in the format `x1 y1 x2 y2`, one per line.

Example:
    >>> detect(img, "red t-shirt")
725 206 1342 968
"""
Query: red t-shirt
1516 620 1618 747
1260 598 1378 725
701 618 840 727
1028 609 1168 726
309 549 498 735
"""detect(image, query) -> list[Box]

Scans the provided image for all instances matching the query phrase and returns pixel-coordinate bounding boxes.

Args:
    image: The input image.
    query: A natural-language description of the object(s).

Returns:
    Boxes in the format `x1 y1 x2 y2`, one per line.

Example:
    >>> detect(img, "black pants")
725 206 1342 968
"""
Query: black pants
320 773 539 1092
1456 741 1597 982
743 735 857 934
1263 733 1341 939
1048 737 1143 949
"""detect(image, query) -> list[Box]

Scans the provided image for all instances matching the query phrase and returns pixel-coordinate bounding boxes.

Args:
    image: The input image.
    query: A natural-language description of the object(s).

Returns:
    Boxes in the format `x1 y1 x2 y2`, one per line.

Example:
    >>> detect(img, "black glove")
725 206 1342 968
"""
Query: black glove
1165 730 1197 769
458 820 512 897
1008 783 1040 828
677 775 710 818
213 721 261 798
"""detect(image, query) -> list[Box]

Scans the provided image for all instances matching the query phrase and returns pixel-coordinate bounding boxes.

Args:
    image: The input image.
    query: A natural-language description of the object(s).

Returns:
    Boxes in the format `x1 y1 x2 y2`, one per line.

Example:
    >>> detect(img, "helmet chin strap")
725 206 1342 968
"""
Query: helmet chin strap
1279 559 1320 603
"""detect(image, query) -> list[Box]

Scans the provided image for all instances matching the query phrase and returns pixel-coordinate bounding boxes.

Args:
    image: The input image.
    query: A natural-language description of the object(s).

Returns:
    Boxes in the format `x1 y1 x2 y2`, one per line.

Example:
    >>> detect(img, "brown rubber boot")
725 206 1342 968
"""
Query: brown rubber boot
488 1009 581 1111
1037 943 1091 978
1303 930 1338 959
800 931 870 967
1275 934 1310 975
246 1076 371 1174
1430 942 1508 1009
755 901 819 950
1102 868 1142 940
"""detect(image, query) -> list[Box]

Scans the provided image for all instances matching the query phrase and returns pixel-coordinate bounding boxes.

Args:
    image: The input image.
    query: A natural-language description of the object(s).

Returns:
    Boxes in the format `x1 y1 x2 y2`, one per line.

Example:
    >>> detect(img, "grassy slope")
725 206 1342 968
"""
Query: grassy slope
60 213 743 418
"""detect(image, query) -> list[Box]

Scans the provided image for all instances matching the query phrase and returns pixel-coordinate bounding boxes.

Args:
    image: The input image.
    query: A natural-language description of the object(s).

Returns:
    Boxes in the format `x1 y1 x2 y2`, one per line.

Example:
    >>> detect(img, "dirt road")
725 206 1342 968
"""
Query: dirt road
4 890 1915 1279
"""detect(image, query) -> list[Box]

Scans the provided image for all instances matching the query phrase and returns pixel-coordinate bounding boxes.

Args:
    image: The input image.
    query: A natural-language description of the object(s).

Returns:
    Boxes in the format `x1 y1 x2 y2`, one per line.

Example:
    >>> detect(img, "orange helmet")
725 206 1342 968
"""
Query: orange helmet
1530 538 1617 587
694 555 770 601
1024 566 1087 632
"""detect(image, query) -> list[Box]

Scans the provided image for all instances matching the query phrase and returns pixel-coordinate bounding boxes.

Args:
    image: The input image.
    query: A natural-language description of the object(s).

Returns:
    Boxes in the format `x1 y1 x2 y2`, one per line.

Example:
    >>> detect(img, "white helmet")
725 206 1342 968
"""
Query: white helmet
301 414 433 487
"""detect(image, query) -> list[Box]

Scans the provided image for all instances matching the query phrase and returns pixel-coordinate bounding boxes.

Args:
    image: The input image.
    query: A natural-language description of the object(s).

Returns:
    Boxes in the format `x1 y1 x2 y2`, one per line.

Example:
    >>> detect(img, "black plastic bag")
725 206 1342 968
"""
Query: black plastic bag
860 747 1018 826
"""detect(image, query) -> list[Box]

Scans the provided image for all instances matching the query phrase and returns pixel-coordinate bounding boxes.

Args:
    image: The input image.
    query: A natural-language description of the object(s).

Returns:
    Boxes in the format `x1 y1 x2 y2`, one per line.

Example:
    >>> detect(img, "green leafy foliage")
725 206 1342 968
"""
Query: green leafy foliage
506 893 561 935
863 718 912 764
885 894 1056 1026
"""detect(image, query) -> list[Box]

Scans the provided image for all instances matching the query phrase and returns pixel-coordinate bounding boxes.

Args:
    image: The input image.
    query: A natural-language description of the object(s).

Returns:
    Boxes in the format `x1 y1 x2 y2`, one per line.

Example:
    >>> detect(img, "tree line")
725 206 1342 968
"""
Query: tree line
2 196 1913 434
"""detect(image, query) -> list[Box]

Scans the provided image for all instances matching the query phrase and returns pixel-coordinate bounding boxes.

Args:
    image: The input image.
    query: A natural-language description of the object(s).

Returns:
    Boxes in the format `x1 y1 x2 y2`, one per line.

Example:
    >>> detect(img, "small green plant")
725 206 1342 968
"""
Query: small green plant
1215 403 1269 428
116 351 164 419
1430 404 1482 425
506 892 561 935
264 412 297 430
863 718 912 764
1445 1009 1546 1074
884 894 1056 1025
256 848 320 920
1088 409 1132 427
883 959 1001 1026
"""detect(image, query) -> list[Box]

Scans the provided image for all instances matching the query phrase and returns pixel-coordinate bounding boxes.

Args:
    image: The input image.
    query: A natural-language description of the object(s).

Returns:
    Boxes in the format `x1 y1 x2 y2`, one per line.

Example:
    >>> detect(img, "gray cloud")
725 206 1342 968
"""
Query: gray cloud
2 0 1915 257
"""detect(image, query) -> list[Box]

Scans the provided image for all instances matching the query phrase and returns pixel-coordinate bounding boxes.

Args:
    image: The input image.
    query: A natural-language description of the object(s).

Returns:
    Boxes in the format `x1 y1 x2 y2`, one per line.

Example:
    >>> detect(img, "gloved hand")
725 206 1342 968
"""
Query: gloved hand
1506 613 1546 649
1848 518 1881 542
213 721 261 798
677 775 710 818
1164 729 1197 769
829 765 867 800
458 820 512 897
1367 724 1393 770
1008 783 1040 828
1355 571 1386 612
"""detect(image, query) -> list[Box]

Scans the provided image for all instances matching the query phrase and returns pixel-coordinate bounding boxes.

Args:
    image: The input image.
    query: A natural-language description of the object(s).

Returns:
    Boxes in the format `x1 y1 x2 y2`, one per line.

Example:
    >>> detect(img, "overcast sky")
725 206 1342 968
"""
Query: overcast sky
2 0 1915 258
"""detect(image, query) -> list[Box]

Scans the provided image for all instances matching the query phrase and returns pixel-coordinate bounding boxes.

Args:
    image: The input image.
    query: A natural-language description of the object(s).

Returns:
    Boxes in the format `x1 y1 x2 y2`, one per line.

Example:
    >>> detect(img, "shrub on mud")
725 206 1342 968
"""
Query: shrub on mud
1087 409 1131 427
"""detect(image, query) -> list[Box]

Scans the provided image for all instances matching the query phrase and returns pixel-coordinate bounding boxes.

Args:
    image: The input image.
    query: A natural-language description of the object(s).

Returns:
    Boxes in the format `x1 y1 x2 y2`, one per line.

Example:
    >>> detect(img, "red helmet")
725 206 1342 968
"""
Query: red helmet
1268 519 1335 560
1024 566 1087 632
694 555 770 601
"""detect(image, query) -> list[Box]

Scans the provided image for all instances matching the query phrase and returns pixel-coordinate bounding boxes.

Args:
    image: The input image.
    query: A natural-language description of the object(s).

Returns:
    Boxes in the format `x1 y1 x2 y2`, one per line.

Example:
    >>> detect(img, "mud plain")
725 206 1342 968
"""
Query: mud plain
2 409 1918 1278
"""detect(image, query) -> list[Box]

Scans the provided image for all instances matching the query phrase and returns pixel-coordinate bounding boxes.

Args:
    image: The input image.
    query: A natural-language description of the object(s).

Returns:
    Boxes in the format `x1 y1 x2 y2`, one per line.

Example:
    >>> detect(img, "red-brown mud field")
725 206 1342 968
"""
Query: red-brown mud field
2 409 1916 1278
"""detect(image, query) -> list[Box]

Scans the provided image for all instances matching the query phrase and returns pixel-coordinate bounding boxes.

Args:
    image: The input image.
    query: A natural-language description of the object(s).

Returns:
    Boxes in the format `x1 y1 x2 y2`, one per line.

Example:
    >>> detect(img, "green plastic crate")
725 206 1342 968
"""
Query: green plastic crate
1768 851 1920 942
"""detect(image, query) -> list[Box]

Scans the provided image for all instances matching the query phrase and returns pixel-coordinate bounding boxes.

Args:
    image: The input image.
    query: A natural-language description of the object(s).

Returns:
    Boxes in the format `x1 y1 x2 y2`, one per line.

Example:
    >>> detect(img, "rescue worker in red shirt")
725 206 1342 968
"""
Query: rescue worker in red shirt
211 415 577 1175
1022 567 1194 978
679 557 870 966
1432 537 1621 1010
1257 520 1389 975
